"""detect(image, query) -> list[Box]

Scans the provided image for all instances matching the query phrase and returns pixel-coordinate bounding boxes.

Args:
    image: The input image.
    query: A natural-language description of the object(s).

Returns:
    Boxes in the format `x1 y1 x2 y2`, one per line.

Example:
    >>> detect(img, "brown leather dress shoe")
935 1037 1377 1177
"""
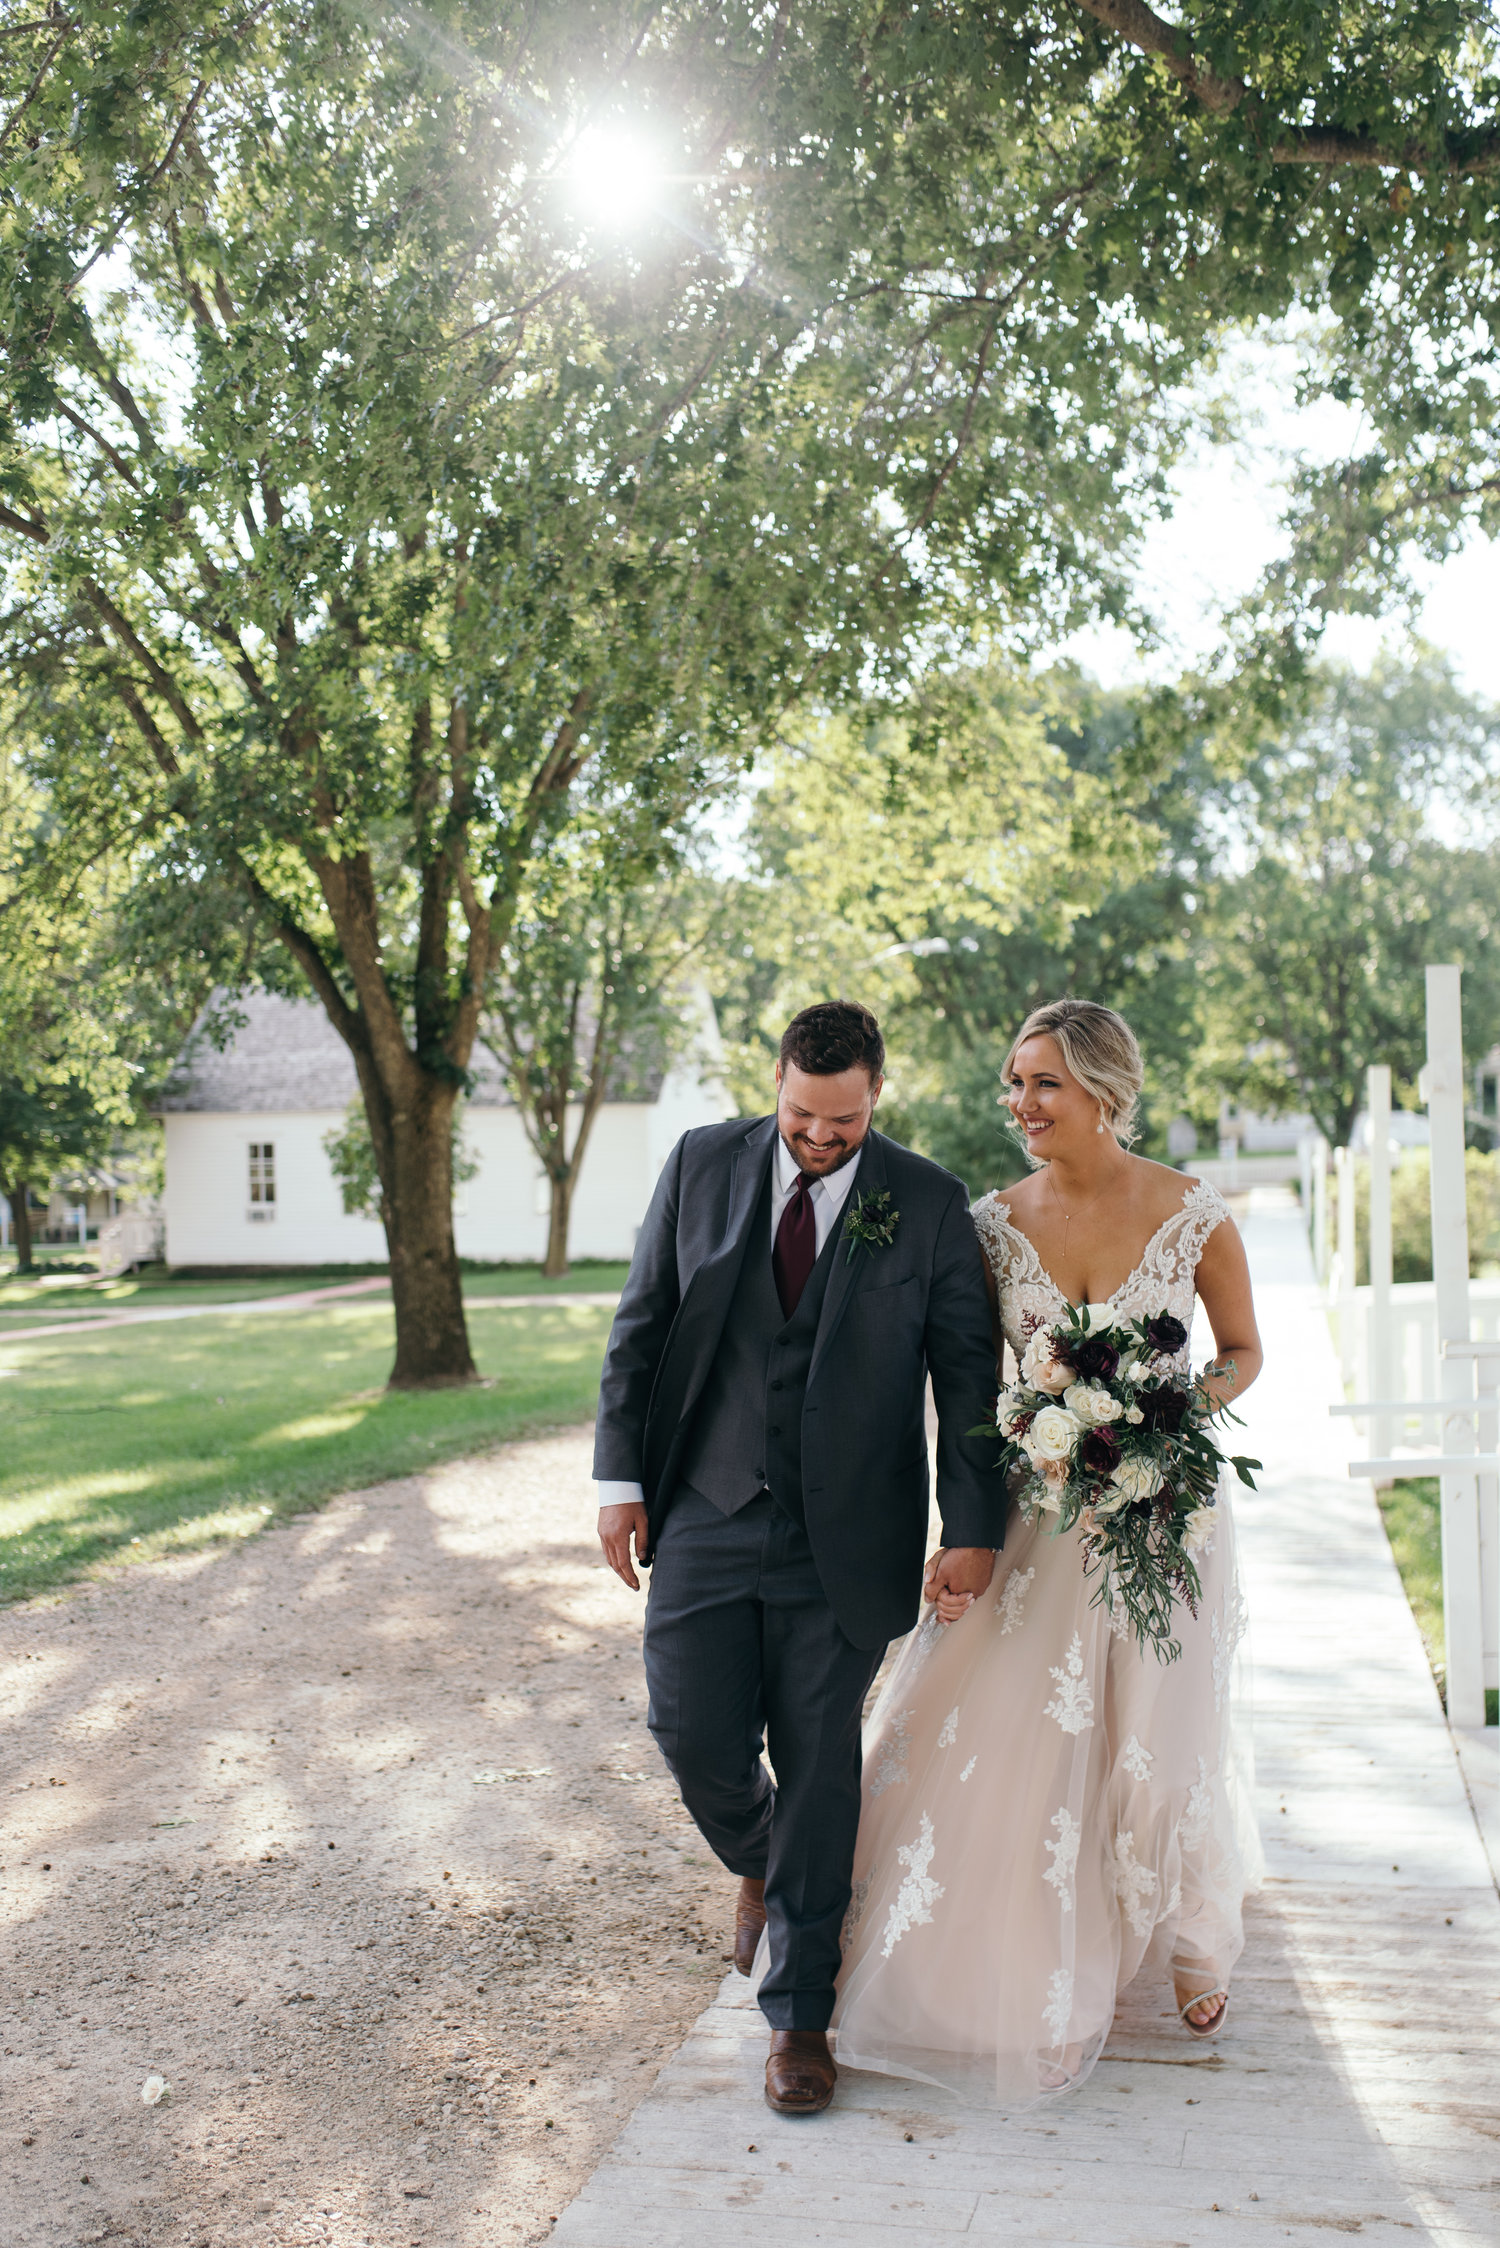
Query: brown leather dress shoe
765 2029 837 2115
733 1876 767 1976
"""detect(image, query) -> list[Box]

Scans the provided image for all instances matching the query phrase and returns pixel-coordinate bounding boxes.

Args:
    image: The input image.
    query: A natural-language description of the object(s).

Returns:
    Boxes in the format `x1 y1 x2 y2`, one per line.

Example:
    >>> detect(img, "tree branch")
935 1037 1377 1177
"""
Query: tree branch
0 499 49 544
82 581 204 743
1072 0 1500 172
0 24 75 159
1070 0 1245 115
237 864 365 1052
1270 125 1500 173
109 673 182 782
55 402 142 487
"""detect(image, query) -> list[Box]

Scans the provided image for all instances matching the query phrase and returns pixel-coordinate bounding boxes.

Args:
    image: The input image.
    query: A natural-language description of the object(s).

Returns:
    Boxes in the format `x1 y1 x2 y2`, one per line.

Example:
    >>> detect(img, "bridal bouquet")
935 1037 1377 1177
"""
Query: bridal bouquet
992 1307 1260 1661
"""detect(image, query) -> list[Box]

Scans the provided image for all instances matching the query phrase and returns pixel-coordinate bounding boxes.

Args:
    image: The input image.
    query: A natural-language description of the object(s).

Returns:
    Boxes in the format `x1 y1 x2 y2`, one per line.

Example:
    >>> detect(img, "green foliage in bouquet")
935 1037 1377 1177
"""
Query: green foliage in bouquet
989 1308 1260 1663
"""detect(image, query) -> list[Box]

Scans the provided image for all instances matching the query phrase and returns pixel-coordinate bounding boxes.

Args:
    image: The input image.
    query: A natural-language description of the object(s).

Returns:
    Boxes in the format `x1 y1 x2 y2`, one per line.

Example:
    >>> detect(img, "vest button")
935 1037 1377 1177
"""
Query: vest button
768 1424 781 1437
771 1379 784 1391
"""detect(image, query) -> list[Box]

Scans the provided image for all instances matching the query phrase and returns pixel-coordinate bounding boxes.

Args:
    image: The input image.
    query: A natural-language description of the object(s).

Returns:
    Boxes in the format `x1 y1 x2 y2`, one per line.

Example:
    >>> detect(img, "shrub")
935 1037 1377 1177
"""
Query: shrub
1352 1149 1500 1282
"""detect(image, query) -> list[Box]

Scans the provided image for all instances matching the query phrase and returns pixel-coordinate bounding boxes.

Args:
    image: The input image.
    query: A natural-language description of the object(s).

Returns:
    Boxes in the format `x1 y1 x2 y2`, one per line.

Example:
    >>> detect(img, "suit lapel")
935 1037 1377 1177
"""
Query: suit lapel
713 1116 777 1269
808 1132 888 1383
670 1116 777 1412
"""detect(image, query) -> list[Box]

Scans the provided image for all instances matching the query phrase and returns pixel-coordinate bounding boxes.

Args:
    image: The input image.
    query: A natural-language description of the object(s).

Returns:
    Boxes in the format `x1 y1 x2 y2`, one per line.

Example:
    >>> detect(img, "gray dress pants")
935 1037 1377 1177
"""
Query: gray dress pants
643 1488 884 2032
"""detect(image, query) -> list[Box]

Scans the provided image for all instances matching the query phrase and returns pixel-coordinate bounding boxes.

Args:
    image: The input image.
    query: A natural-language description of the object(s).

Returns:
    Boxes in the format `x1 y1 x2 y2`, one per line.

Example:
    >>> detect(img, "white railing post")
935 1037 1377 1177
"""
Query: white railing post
1368 1064 1395 1473
1311 1134 1329 1284
1423 964 1487 1728
1334 1144 1356 1370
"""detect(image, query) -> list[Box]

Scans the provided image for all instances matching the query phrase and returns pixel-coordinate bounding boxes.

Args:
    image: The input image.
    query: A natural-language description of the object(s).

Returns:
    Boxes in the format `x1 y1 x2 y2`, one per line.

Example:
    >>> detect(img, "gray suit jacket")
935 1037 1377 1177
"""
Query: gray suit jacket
593 1116 1007 1648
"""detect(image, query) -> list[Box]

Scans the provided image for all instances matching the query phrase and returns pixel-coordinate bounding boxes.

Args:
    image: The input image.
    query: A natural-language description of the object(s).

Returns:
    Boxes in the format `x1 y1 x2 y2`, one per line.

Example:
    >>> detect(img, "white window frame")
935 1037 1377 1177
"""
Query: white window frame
248 1140 276 1221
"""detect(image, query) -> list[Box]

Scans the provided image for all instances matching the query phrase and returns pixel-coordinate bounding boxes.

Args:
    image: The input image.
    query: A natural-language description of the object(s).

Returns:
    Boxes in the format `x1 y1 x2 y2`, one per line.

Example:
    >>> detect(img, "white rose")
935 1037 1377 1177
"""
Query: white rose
1020 1330 1073 1395
1182 1503 1218 1552
1125 1403 1145 1425
1023 1403 1082 1465
1064 1381 1123 1426
1107 1455 1160 1503
1120 1359 1147 1385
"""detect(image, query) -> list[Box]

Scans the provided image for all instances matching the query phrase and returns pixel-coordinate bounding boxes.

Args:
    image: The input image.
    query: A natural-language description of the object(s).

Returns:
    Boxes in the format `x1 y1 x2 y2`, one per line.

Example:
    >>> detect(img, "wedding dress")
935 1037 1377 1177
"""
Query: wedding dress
830 1177 1263 2106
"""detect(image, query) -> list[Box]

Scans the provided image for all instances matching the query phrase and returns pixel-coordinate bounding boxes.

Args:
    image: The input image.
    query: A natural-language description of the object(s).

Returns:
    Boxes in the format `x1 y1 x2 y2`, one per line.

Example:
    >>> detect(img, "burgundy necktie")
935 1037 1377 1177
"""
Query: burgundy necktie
773 1172 817 1320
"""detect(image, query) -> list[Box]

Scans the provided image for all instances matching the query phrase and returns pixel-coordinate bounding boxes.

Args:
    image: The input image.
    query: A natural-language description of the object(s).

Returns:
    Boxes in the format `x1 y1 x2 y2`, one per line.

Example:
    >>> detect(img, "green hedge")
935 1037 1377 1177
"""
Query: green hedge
1352 1148 1500 1283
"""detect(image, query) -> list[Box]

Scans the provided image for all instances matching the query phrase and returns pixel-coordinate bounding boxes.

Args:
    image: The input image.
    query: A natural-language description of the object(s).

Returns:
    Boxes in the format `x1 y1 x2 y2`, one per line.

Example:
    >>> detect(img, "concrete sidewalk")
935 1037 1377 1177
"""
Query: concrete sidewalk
553 1188 1500 2247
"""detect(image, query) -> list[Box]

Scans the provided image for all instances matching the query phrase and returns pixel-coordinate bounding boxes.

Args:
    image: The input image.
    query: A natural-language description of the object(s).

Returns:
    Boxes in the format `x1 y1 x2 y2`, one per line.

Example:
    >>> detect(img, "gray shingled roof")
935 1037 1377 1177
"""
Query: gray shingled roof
158 991 512 1112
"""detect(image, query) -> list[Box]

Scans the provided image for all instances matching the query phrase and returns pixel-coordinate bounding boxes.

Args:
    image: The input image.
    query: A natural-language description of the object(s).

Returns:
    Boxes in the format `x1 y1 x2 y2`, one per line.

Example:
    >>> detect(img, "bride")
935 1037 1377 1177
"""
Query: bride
831 997 1265 2104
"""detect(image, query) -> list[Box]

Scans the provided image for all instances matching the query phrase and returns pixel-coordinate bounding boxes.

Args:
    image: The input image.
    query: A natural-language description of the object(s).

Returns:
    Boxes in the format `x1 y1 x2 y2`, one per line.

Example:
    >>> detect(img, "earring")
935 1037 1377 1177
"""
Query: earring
1096 1113 1106 1134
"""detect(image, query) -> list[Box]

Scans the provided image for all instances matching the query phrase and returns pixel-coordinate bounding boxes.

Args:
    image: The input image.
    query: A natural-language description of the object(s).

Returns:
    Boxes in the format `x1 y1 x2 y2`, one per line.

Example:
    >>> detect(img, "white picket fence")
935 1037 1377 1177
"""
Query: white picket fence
1321 966 1499 1730
1335 1281 1500 1432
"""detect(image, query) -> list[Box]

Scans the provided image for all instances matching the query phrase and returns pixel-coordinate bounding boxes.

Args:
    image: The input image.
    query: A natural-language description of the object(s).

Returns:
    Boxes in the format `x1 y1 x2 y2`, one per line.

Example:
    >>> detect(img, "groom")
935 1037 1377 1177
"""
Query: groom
595 1000 1005 2114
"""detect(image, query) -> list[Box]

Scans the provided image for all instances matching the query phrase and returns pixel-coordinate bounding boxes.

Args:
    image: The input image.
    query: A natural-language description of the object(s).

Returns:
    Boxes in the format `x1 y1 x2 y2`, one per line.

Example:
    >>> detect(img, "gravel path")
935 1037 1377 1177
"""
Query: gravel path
1 1430 726 2248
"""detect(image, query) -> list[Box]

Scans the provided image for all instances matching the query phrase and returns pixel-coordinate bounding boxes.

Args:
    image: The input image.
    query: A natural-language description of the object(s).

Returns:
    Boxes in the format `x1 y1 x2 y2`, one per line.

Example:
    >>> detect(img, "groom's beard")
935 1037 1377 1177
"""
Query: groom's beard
780 1127 867 1179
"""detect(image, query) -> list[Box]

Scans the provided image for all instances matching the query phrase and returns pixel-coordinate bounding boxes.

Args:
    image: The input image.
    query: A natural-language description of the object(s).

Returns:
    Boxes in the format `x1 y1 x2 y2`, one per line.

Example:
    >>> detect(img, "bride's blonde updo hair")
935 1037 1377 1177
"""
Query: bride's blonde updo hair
1003 997 1145 1155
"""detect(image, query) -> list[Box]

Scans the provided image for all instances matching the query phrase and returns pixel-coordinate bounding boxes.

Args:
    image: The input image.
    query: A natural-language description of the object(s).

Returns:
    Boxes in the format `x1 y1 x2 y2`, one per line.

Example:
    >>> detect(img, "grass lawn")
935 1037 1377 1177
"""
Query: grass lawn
0 1283 622 1606
0 1260 629 1318
1378 1475 1500 1725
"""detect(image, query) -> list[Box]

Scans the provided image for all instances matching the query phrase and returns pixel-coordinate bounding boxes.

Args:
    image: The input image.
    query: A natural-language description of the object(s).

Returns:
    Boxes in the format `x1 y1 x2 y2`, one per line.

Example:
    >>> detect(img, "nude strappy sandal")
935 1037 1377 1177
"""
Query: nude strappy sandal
1178 1988 1229 2039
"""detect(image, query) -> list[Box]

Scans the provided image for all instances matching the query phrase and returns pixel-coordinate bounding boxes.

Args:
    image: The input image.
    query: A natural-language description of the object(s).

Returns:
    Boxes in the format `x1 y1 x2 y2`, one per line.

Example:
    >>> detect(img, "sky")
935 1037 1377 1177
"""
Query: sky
1062 332 1500 703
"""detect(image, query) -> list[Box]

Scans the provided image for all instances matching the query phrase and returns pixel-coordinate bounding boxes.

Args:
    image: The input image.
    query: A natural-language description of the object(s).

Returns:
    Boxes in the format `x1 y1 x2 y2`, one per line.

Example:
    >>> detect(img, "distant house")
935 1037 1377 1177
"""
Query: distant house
157 990 735 1268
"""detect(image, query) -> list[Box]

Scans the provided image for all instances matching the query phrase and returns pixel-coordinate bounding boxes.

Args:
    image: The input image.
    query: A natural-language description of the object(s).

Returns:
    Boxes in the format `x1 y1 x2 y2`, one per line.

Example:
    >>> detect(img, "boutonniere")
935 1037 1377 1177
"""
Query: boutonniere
844 1187 900 1263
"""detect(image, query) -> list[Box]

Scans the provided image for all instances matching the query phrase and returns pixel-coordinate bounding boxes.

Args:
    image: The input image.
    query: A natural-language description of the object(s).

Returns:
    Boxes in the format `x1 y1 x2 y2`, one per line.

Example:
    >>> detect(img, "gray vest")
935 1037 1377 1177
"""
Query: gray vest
678 1163 838 1523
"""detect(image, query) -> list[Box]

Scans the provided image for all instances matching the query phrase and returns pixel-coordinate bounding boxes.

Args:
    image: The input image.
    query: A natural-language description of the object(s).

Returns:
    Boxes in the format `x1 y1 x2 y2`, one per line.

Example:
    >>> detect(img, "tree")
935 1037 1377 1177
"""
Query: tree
485 827 706 1274
712 664 1156 1185
1200 656 1500 1145
10 3 1500 1378
0 763 137 1272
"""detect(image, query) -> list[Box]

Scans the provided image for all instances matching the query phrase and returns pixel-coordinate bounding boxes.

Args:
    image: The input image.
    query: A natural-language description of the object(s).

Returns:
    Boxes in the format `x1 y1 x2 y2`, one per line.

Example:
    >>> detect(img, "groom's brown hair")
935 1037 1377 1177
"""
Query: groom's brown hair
779 1000 885 1082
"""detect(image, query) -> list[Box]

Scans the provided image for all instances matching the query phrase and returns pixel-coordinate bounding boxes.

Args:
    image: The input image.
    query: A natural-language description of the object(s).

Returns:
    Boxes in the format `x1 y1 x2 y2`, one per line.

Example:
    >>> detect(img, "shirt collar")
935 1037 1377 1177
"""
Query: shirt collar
774 1130 866 1208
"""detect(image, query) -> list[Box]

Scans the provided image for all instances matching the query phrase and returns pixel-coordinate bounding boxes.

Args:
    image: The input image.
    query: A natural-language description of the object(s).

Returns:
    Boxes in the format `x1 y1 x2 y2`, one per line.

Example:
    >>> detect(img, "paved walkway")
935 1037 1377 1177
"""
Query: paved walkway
554 1188 1500 2247
0 1282 619 1346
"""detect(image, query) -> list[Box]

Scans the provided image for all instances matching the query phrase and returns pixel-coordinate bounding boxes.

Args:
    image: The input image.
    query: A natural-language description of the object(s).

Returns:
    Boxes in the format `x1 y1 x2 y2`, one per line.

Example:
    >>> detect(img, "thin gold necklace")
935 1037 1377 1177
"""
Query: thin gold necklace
1047 1163 1122 1254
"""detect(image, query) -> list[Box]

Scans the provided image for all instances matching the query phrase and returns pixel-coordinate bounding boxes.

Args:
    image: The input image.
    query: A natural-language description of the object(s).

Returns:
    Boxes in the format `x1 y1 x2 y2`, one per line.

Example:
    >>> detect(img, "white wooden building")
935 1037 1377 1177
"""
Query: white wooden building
157 990 735 1268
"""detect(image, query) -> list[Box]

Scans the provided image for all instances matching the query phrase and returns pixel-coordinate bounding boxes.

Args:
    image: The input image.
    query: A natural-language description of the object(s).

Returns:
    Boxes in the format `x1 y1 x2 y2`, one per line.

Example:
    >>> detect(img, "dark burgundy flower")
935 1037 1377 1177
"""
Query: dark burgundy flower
1079 1425 1122 1476
1138 1384 1189 1434
1044 1328 1078 1375
1069 1333 1120 1382
1143 1312 1189 1358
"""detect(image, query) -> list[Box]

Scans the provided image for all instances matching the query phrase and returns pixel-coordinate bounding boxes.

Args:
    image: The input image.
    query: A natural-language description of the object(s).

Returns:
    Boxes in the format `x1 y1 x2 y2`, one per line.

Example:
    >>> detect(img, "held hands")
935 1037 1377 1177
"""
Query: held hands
598 1502 651 1591
923 1545 997 1624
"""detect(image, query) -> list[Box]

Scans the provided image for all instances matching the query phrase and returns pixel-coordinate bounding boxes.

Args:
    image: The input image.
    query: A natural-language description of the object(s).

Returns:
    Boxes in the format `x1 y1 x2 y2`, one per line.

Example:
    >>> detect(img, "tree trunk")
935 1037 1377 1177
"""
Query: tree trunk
543 1169 574 1278
1 1177 36 1274
372 1079 477 1390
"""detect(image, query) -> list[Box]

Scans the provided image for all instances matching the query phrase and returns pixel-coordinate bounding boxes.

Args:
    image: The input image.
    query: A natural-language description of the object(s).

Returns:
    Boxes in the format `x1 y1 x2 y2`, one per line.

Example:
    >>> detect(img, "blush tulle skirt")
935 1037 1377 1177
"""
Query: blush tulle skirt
830 1485 1262 2107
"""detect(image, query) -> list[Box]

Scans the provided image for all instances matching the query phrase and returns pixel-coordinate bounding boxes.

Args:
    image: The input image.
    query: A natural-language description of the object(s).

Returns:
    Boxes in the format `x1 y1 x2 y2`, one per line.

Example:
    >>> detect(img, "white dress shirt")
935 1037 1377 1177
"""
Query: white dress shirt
595 1134 866 1512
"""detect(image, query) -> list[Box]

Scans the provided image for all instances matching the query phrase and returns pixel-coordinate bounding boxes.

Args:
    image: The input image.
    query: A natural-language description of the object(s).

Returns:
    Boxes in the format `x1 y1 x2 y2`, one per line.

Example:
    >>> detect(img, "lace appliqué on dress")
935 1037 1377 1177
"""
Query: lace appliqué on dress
1111 1829 1158 1939
1121 1734 1154 1783
938 1707 959 1749
972 1177 1232 1373
996 1566 1035 1634
1043 1807 1080 1911
842 1873 872 1948
959 1755 977 1783
1211 1580 1248 1710
880 1812 944 1958
1042 1967 1073 2043
1177 1756 1214 1849
1044 1632 1095 1735
870 1708 914 1796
